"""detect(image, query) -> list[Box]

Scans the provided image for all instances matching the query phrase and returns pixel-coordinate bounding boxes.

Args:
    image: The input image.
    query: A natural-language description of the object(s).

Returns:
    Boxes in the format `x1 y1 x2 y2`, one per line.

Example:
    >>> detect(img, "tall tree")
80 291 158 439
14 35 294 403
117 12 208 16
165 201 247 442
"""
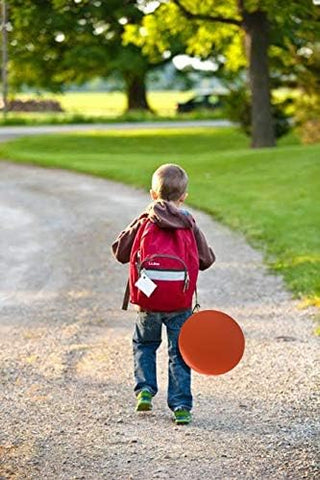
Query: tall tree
125 0 320 147
7 0 156 111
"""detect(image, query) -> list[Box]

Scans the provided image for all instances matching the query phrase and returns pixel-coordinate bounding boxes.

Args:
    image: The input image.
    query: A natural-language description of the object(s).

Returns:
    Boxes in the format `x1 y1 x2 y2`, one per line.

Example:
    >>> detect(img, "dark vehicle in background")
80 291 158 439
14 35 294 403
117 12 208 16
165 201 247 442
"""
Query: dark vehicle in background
176 93 225 113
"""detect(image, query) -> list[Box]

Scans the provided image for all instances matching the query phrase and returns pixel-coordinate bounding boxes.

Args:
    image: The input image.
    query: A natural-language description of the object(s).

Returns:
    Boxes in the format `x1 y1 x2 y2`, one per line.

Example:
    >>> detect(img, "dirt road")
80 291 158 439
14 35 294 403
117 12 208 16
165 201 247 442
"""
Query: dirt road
0 162 319 479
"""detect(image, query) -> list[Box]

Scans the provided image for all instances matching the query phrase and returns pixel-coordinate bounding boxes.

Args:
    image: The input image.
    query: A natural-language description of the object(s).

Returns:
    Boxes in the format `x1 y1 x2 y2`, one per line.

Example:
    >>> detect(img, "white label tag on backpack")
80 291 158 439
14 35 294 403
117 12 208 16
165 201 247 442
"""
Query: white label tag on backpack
135 270 157 297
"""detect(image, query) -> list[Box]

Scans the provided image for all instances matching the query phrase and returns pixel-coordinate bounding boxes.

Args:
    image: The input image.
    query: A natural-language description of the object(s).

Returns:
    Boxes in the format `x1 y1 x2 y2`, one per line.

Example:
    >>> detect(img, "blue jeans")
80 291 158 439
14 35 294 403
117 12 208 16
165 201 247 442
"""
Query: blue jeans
132 309 192 411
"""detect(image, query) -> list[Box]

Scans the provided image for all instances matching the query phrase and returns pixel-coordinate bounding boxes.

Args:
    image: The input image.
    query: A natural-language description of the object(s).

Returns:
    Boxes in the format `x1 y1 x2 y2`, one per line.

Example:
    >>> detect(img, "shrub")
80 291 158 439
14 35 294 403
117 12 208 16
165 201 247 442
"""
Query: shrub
295 94 320 144
224 87 291 139
1 99 64 112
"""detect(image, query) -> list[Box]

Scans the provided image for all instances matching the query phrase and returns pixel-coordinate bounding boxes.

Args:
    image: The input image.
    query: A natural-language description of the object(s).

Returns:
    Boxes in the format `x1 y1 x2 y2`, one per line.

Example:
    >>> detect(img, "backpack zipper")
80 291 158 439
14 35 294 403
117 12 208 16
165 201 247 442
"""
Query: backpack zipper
139 253 190 291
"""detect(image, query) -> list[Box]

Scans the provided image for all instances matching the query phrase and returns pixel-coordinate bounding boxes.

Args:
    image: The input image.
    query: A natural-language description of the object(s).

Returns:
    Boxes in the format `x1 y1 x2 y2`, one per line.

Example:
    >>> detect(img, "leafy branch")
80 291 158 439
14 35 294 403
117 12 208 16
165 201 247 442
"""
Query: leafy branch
171 0 242 27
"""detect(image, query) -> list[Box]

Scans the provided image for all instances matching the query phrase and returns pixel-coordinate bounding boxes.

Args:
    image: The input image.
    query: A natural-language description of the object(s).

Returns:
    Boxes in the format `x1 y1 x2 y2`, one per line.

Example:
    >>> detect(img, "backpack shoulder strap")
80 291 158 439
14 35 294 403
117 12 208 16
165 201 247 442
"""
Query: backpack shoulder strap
121 218 150 310
122 279 130 311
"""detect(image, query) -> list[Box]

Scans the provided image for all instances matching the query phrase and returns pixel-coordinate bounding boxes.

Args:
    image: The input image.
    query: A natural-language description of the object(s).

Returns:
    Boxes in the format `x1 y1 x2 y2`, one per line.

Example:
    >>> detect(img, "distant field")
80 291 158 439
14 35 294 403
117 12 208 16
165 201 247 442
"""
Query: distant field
2 88 298 125
17 91 194 117
1 127 319 309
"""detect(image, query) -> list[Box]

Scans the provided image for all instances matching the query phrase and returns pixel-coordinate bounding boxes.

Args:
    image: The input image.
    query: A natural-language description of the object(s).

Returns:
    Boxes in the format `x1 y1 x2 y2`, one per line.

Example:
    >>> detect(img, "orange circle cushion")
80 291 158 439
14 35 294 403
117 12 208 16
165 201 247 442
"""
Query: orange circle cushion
179 310 245 375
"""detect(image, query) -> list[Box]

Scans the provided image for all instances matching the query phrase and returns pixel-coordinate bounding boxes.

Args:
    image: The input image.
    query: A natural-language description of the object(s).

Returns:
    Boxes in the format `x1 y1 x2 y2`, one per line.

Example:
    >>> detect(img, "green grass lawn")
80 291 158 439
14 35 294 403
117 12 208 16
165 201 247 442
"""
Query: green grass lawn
0 127 319 307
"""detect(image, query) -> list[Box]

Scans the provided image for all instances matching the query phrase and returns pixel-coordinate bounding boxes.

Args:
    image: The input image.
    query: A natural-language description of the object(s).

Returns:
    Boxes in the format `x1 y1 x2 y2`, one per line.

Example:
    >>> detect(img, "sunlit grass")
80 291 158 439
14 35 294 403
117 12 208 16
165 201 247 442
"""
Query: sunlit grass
9 90 194 118
1 91 225 125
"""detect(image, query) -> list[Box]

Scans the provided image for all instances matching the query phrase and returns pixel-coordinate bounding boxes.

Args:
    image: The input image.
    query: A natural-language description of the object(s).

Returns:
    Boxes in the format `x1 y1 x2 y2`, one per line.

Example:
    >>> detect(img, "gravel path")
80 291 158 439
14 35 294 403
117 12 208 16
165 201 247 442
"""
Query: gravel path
0 162 319 480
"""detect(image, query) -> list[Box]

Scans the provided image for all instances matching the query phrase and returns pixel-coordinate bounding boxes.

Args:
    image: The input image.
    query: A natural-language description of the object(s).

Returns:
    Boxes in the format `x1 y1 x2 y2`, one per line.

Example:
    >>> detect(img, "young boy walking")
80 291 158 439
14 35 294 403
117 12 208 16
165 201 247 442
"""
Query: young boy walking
112 164 215 424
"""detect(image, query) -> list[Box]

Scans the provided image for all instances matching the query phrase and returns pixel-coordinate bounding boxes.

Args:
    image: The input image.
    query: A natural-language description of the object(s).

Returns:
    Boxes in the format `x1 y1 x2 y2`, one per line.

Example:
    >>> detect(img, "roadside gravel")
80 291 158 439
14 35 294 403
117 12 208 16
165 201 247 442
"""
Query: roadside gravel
0 162 319 480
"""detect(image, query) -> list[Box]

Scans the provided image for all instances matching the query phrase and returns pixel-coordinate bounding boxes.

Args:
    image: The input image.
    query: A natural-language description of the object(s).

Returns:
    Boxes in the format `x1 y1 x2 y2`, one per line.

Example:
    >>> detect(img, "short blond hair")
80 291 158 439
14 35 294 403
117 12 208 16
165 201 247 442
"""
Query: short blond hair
151 163 188 201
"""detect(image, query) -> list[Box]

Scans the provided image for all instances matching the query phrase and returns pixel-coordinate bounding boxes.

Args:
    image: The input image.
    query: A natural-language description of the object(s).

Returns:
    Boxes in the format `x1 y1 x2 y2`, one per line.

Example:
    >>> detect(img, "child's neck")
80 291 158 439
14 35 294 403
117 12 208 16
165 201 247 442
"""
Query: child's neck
169 200 183 208
156 198 184 208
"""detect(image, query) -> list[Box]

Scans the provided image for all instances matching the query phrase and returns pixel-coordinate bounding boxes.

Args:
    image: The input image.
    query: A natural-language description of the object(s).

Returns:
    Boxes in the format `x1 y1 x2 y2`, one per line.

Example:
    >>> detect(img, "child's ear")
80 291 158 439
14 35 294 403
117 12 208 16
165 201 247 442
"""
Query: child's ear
150 189 159 201
180 192 188 203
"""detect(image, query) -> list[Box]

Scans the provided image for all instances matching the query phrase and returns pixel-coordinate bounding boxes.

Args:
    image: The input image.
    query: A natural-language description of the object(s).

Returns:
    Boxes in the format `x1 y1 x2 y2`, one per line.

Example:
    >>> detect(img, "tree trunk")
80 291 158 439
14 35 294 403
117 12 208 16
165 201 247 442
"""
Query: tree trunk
1 0 9 118
243 11 275 148
124 71 151 111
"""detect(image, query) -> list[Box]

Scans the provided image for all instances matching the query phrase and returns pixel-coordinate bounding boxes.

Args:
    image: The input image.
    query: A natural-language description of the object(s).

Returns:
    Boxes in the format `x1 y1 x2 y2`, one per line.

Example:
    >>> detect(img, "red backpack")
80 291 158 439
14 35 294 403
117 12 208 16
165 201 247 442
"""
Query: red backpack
127 219 199 312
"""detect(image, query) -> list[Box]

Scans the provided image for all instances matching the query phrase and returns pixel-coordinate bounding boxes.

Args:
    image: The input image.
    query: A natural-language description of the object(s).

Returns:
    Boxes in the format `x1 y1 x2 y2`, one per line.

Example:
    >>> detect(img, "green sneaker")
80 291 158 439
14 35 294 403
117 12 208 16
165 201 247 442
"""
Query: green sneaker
173 408 192 425
136 389 152 412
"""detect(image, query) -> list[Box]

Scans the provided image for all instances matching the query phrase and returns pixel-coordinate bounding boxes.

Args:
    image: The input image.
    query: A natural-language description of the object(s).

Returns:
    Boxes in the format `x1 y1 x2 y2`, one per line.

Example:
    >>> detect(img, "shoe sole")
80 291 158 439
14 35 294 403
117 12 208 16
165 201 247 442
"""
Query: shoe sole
174 419 191 425
136 402 152 412
173 413 192 425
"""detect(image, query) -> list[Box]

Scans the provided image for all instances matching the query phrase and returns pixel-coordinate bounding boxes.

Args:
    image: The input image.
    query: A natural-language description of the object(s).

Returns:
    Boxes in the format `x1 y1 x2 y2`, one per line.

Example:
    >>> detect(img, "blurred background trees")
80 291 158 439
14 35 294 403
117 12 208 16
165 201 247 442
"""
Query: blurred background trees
1 0 320 147
7 0 159 111
124 0 320 147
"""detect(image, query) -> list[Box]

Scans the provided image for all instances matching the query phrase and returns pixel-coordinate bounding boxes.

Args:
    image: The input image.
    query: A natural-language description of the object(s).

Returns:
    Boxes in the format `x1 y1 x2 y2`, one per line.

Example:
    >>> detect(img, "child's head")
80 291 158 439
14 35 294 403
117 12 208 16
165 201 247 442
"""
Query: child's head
151 163 188 204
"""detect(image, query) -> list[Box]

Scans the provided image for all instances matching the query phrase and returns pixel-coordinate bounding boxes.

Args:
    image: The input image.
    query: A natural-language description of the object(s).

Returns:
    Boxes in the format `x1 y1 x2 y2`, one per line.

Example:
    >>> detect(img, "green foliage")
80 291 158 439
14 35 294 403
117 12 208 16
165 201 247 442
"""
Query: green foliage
124 3 193 63
224 88 251 135
7 0 151 92
123 1 320 147
0 127 319 304
290 43 320 144
126 0 320 77
295 94 320 145
124 1 244 69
